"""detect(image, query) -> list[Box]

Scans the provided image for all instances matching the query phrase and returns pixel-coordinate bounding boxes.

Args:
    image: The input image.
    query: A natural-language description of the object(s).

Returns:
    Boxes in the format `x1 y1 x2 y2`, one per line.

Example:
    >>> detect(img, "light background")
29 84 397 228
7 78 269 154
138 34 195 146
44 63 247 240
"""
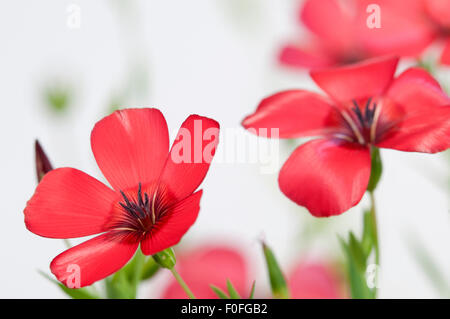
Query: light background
0 0 448 298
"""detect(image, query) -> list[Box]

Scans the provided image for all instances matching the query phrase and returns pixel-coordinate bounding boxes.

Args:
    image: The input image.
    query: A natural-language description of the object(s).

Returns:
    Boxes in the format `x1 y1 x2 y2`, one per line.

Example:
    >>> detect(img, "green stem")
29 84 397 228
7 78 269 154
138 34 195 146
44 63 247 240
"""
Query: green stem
170 268 196 299
369 191 379 266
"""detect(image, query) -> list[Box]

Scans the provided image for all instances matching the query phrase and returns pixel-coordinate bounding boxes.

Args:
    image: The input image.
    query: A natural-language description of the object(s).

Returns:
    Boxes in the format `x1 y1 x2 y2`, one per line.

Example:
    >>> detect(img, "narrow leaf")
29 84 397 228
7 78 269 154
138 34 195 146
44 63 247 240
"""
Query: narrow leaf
210 285 229 299
226 279 241 299
248 281 256 299
39 270 99 299
262 241 289 299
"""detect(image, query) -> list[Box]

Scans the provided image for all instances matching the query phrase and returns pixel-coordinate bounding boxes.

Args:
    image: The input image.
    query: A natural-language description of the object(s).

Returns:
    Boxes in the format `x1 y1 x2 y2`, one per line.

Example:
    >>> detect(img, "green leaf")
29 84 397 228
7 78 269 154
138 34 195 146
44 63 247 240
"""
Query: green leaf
226 279 241 299
210 285 230 299
248 281 256 299
348 232 367 271
367 147 383 192
339 237 373 299
39 270 99 299
262 242 289 299
106 270 134 299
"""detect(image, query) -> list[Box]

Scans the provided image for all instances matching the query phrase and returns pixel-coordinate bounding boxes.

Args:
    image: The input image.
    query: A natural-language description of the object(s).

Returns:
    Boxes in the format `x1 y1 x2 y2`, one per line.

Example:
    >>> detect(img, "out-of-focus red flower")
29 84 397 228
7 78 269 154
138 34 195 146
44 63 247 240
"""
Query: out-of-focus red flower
243 56 450 217
161 245 248 299
24 108 220 287
422 0 450 65
288 261 346 299
280 0 434 69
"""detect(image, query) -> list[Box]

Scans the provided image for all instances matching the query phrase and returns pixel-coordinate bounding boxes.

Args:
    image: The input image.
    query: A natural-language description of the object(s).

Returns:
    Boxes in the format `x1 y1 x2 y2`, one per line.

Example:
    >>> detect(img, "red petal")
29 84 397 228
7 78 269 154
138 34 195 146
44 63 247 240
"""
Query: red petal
300 0 354 52
242 90 340 138
50 233 138 288
310 56 399 103
141 190 202 255
357 0 434 57
387 67 449 111
289 261 344 299
160 115 219 202
91 108 169 191
425 0 450 29
279 44 336 69
376 105 450 153
161 246 247 299
440 38 450 65
278 139 371 217
378 67 450 153
24 168 117 238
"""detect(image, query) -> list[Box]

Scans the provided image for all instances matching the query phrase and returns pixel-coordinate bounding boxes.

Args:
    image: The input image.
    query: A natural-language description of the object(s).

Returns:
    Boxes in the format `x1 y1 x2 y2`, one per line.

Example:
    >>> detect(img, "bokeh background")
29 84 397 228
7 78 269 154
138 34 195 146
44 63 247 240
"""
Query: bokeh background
1 0 449 298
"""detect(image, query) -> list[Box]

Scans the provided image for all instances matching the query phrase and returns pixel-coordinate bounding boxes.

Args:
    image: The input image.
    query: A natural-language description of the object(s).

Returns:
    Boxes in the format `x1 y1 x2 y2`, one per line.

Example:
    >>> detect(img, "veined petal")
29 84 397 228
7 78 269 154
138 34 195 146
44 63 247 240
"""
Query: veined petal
310 56 399 103
24 168 117 238
387 67 450 111
376 105 450 153
141 191 202 255
160 115 219 202
91 108 169 191
50 233 138 288
242 90 340 139
278 139 371 217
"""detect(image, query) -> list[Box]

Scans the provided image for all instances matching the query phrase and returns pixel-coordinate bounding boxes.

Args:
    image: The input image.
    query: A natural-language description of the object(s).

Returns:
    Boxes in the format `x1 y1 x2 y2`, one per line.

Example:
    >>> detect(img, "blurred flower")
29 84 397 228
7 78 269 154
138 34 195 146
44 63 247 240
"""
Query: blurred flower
279 0 433 69
160 245 248 299
288 261 346 299
243 56 450 216
24 108 220 287
422 0 450 65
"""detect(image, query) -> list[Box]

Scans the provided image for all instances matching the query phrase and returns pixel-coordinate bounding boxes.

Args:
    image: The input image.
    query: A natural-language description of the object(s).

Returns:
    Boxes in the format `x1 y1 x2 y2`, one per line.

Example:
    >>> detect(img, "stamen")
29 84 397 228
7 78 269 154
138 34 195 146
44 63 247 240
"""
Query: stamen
341 109 365 144
370 102 382 143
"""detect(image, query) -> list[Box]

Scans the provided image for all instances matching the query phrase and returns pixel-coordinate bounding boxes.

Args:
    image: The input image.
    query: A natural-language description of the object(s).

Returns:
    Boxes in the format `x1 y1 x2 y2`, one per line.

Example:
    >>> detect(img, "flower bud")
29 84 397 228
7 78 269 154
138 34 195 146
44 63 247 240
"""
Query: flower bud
153 248 176 269
35 140 53 182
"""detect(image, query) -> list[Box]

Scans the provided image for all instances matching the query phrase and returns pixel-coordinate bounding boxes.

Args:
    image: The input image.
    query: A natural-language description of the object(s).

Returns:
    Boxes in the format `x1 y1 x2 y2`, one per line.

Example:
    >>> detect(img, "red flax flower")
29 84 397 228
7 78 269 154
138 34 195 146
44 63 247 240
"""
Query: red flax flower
243 56 450 217
288 261 346 299
24 108 220 287
280 0 433 69
422 0 450 65
161 245 248 299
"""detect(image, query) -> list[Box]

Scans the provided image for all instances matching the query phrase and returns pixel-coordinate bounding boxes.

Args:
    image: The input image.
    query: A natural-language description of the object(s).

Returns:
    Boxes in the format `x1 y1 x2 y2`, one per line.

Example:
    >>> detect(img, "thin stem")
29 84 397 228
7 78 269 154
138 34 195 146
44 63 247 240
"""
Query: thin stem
369 191 380 266
170 268 196 299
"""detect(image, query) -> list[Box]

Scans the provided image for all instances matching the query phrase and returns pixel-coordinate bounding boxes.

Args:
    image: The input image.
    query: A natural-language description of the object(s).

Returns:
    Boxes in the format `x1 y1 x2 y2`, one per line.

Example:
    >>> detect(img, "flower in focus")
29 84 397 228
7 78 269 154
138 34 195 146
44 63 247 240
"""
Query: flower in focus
280 0 433 69
160 245 248 299
243 56 450 217
288 261 346 299
24 108 220 287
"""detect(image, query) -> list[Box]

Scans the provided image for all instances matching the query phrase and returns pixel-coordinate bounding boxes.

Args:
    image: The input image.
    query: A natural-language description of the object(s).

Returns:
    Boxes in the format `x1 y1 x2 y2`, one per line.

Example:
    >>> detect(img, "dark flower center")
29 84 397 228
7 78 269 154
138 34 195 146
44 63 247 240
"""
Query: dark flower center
108 183 170 242
339 97 381 145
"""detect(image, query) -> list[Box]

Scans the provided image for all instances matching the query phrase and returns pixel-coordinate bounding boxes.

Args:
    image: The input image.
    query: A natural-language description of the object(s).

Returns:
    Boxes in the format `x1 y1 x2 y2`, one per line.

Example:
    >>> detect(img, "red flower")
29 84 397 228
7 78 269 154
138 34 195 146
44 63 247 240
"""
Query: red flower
160 245 248 299
423 0 450 65
243 56 450 217
280 0 434 69
288 261 346 299
24 108 220 287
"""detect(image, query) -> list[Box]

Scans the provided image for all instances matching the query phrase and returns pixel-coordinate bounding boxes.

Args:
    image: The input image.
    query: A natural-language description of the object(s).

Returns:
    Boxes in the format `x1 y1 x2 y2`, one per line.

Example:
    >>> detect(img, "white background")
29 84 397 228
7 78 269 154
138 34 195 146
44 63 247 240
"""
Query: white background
0 0 448 298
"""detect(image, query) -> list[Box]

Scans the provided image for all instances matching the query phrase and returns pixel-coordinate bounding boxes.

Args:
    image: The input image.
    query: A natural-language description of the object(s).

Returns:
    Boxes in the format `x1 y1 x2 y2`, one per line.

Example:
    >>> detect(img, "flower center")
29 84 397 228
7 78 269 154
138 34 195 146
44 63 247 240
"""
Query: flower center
108 183 170 242
339 97 381 145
